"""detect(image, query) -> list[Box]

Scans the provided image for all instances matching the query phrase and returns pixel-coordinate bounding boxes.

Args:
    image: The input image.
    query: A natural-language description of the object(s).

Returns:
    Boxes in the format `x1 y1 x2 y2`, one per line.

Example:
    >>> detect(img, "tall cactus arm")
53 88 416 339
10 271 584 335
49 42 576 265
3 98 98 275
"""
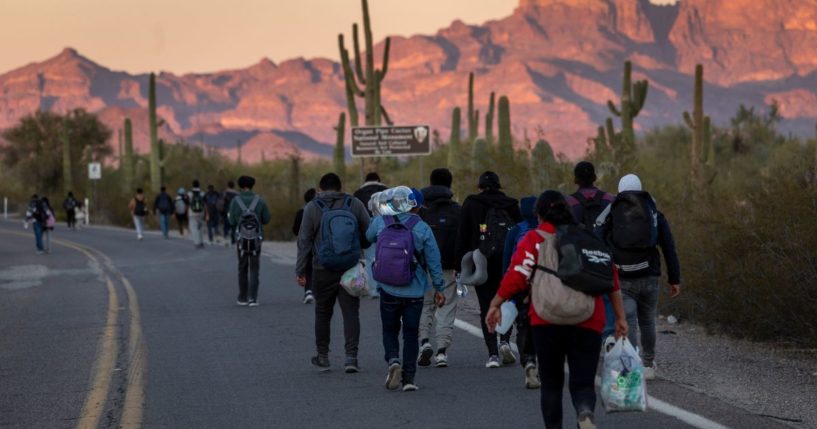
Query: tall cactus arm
379 37 391 80
352 24 367 86
683 111 695 129
607 100 622 117
339 35 364 96
631 80 649 117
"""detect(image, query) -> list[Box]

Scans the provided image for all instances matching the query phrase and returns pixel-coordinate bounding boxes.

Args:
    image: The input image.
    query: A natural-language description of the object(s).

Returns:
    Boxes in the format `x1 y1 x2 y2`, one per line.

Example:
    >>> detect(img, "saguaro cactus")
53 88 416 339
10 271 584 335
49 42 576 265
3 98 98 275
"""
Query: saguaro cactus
497 95 513 154
338 0 391 126
683 64 715 187
471 138 489 173
485 92 496 144
530 139 556 190
148 72 162 193
448 107 461 169
123 118 135 192
334 112 347 177
607 61 648 167
467 72 480 142
61 123 74 194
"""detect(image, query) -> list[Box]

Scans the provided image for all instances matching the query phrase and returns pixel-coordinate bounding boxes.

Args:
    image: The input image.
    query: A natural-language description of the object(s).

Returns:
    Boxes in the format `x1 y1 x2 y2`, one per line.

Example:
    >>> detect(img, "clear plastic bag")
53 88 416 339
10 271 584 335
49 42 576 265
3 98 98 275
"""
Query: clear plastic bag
601 337 648 412
340 260 371 297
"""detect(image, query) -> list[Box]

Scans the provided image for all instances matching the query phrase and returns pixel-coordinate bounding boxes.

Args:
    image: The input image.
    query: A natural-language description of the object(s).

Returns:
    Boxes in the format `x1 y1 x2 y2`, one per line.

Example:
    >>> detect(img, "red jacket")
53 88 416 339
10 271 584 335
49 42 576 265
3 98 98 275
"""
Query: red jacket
497 222 620 333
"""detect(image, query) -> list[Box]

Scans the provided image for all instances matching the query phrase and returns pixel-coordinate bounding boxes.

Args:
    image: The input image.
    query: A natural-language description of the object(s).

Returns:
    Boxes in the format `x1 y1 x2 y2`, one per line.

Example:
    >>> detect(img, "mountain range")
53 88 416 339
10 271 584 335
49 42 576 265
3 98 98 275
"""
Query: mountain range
2 0 817 163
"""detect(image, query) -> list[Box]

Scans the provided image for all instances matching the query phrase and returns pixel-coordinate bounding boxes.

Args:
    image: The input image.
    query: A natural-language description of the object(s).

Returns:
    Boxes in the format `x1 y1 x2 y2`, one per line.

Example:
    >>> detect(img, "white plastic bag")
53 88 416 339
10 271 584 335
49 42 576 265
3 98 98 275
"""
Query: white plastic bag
601 337 648 412
340 260 370 297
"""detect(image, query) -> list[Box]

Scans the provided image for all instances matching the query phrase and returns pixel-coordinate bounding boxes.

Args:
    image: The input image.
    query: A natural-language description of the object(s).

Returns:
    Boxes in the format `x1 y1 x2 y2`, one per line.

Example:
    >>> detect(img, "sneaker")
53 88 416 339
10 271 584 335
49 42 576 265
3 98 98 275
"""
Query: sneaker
344 356 359 373
524 362 541 389
303 292 315 304
137 235 143 240
236 299 249 306
644 364 656 380
417 342 433 367
402 382 418 392
434 352 448 368
485 355 500 369
385 361 402 390
499 342 516 365
577 411 596 429
248 299 259 307
35 250 44 255
311 355 331 372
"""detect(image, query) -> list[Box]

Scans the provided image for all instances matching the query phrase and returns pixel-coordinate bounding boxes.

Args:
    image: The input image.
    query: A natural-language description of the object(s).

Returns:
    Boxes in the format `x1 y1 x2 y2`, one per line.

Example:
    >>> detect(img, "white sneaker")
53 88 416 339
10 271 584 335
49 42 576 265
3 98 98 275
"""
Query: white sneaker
499 342 516 365
417 342 433 367
434 352 448 368
485 355 500 368
385 362 402 390
303 292 315 304
644 364 656 380
524 362 540 389
577 412 597 429
137 235 143 240
402 382 418 392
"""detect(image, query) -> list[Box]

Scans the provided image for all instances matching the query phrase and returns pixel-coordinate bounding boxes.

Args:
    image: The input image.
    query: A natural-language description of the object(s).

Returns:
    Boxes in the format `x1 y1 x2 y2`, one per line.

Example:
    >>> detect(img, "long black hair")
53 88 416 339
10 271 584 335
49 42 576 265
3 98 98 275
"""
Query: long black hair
535 190 575 226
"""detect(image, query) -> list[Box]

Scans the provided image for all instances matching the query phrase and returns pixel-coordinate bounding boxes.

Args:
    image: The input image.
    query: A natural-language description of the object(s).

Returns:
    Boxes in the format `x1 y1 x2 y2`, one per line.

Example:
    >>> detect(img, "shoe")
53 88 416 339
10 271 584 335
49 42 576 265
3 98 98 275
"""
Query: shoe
344 356 359 373
311 355 331 372
402 382 418 392
417 342 433 367
303 292 315 304
524 362 541 389
499 342 516 365
137 235 143 240
385 361 402 390
577 411 596 429
248 299 258 307
236 299 249 306
434 352 448 368
485 355 500 369
35 250 44 255
644 364 656 380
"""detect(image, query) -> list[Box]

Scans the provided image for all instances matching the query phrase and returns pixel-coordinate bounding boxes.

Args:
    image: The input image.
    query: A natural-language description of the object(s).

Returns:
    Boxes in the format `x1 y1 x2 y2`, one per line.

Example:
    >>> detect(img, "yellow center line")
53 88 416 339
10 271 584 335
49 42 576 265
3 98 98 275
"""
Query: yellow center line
119 275 146 429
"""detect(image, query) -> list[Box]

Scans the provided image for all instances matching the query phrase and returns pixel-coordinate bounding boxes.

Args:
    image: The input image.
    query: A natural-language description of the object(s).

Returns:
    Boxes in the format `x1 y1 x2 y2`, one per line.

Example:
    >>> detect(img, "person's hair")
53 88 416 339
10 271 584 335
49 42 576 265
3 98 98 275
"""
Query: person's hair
67 191 74 197
228 181 235 188
160 187 166 192
304 188 317 203
237 176 256 190
535 190 575 226
207 184 214 191
31 194 38 200
319 173 342 191
430 168 453 188
136 188 144 194
41 197 51 208
365 172 381 182
192 179 200 188
574 161 596 188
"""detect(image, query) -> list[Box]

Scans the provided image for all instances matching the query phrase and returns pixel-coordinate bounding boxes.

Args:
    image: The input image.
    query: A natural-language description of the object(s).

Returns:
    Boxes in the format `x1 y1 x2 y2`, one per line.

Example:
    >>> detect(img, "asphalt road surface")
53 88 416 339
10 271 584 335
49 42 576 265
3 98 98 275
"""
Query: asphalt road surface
0 220 790 428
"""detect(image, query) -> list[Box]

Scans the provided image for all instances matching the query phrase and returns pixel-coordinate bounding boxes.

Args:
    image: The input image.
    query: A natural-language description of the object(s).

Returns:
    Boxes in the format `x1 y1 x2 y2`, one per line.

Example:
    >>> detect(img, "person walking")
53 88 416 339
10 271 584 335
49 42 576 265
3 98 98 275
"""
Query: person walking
205 184 221 244
455 171 522 368
24 194 46 254
367 188 446 392
188 180 207 248
354 172 387 299
129 189 148 240
487 190 628 429
598 174 681 380
501 195 540 389
292 188 317 304
227 176 271 307
296 173 370 373
62 191 79 230
153 186 174 239
417 168 461 368
221 181 239 246
174 188 189 236
41 197 56 253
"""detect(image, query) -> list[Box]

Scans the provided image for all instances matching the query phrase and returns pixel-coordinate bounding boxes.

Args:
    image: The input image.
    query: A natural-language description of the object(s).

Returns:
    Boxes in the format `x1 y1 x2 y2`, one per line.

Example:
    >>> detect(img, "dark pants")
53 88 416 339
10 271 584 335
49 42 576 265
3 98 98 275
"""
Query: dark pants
475 264 511 355
66 209 76 229
533 325 602 429
32 222 44 251
380 291 424 384
175 213 187 235
515 298 536 366
304 258 313 294
237 250 260 301
207 212 220 242
223 216 235 244
313 268 360 357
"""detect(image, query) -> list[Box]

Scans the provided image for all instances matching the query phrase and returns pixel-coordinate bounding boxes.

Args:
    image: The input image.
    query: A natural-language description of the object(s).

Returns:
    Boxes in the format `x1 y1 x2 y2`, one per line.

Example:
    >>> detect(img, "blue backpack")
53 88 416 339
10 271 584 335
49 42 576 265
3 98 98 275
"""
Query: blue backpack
372 216 421 286
316 197 361 272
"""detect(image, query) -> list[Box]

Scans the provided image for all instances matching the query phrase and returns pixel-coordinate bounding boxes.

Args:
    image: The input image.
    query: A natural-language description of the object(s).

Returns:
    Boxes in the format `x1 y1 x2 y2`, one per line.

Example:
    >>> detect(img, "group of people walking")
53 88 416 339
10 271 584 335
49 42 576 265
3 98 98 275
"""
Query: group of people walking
24 192 84 254
291 162 680 428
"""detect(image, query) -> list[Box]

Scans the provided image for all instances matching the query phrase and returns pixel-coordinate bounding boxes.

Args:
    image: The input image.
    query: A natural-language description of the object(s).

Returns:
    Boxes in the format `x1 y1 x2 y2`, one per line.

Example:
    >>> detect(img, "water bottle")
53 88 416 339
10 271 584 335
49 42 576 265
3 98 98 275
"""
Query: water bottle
375 186 416 215
496 300 518 335
455 273 468 298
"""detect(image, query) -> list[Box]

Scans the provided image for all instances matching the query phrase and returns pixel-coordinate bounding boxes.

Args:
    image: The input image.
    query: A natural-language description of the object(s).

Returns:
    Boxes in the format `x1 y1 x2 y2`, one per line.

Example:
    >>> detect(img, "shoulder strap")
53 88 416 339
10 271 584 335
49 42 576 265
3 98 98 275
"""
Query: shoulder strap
235 196 249 212
248 195 260 211
384 215 396 226
404 215 421 230
573 192 589 205
592 191 604 203
315 199 329 213
343 196 353 209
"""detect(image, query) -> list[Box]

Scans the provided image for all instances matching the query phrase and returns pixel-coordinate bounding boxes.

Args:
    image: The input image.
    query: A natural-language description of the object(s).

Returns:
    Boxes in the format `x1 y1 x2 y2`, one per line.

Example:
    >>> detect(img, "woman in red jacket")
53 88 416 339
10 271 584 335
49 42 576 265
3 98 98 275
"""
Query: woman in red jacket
487 191 628 429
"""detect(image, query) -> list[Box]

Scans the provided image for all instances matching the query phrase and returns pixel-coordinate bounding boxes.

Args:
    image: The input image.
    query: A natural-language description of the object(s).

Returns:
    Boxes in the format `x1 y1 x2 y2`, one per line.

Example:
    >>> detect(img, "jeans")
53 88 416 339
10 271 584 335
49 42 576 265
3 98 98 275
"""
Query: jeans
313 268 360 357
223 216 235 244
207 212 220 243
621 276 660 366
475 263 511 356
237 250 260 301
32 222 43 251
419 270 458 350
159 214 170 238
533 325 601 429
189 214 204 245
133 215 144 237
380 290 424 384
602 294 615 340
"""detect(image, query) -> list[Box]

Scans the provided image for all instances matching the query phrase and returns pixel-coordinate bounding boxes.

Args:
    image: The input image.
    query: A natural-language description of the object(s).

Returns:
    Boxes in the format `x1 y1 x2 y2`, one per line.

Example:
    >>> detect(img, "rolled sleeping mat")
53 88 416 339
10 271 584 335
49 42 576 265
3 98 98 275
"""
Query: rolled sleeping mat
459 249 488 286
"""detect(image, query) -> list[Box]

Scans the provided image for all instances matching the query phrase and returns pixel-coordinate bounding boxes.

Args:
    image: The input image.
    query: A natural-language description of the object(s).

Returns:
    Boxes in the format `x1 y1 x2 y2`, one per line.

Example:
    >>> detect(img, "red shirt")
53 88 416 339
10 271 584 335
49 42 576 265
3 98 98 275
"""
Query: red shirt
496 222 620 333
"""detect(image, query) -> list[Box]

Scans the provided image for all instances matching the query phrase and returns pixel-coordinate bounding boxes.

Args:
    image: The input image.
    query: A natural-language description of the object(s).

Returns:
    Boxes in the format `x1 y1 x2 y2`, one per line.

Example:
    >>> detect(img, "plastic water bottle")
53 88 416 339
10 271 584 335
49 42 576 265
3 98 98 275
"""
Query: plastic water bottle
455 273 469 298
375 186 416 215
496 300 518 335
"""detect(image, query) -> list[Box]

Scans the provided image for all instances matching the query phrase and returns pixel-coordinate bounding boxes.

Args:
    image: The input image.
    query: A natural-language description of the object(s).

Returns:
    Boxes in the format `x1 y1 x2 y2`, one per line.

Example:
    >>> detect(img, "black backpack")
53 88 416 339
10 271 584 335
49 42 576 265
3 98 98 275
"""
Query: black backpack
134 199 147 216
235 195 263 255
420 199 461 270
63 198 77 210
572 191 606 230
479 206 513 259
608 191 659 275
536 224 614 296
190 191 205 213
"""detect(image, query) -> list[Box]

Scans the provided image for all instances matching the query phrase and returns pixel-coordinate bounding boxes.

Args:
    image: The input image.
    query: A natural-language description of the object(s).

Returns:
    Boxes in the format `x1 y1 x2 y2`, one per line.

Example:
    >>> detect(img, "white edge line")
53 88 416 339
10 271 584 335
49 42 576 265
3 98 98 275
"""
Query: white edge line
453 318 730 429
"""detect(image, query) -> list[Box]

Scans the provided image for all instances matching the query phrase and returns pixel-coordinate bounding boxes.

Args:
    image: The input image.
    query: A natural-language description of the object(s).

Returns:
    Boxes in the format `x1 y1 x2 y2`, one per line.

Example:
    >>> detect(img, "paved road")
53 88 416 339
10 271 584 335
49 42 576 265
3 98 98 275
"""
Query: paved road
0 221 789 428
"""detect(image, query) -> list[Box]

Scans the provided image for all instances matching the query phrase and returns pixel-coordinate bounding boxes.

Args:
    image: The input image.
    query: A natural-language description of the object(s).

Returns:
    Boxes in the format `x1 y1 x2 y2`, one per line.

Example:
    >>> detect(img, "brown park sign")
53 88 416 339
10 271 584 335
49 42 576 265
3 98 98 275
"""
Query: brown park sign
351 125 431 157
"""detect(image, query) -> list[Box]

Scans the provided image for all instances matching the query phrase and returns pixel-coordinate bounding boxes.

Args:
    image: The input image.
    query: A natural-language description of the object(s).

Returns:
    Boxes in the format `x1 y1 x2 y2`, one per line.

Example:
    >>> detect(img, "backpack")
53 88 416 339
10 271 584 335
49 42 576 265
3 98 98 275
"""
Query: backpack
157 194 173 213
479 206 513 259
608 191 658 275
372 216 421 286
190 191 205 213
316 197 361 272
175 198 187 215
420 199 460 270
536 224 614 296
134 199 147 216
28 200 46 223
234 195 263 255
573 191 607 230
64 198 77 210
206 192 220 209
530 229 595 324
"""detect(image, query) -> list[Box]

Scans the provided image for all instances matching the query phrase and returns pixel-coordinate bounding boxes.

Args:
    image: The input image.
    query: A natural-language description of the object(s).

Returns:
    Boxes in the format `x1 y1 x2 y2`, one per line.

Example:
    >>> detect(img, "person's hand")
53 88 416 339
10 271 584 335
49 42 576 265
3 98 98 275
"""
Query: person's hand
296 276 306 287
485 304 502 334
669 284 681 298
615 318 629 339
435 291 446 307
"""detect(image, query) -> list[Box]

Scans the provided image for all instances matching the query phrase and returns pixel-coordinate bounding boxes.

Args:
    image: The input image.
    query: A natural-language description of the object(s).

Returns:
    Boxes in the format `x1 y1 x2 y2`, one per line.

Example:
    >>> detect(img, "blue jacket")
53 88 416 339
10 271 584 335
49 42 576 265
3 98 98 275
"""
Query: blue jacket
366 213 446 298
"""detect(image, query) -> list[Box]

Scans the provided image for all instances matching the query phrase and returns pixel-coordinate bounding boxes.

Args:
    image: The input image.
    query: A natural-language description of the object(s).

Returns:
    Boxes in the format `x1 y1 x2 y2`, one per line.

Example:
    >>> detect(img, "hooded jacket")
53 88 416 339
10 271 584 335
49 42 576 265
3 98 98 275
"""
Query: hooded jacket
454 190 522 270
354 181 387 216
419 185 461 270
296 191 371 276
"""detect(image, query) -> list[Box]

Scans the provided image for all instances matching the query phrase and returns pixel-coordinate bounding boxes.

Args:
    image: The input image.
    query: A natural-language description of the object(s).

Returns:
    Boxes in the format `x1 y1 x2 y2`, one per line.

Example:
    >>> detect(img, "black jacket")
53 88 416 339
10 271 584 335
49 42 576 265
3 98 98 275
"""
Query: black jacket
354 181 388 216
454 190 522 268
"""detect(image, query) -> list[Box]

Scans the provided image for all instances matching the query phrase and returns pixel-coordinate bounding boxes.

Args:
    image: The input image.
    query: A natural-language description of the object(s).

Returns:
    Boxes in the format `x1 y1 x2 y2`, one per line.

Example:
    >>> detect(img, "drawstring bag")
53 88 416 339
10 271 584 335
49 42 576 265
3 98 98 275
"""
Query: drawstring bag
601 337 648 412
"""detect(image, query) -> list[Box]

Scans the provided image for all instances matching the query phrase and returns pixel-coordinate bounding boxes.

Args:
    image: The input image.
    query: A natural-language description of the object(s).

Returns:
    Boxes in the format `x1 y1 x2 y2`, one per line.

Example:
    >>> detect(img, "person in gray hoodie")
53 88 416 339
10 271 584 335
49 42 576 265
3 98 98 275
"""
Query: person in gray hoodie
296 173 371 373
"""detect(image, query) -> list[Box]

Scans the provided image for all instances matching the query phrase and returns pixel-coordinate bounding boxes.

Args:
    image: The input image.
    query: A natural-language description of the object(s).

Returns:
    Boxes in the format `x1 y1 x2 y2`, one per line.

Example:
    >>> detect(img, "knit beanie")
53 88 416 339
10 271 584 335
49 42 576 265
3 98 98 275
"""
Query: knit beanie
618 174 642 192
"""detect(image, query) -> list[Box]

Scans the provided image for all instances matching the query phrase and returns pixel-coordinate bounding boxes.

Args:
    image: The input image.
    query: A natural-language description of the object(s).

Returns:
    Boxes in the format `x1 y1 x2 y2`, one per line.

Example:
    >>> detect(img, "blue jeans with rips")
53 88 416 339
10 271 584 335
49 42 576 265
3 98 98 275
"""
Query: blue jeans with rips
380 290 424 384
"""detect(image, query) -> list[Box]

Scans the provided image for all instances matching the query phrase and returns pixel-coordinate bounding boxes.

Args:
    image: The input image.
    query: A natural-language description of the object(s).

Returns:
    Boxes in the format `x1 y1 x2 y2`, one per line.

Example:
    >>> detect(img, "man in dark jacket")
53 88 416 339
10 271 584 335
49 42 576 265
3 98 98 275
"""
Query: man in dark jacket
297 173 371 373
63 191 80 230
205 184 222 244
455 171 522 368
153 186 175 239
228 176 271 307
221 181 239 245
353 172 387 215
292 188 317 304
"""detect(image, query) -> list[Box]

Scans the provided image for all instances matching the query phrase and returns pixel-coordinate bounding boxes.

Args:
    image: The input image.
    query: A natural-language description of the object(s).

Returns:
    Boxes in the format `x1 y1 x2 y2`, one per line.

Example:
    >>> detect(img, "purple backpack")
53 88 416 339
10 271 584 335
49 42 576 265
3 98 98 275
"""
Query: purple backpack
372 215 421 286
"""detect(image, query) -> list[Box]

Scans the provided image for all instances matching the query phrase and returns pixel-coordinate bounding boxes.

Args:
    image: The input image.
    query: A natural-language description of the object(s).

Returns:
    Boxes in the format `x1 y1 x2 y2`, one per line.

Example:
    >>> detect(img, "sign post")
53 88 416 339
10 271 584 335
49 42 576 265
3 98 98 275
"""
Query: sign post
88 162 101 225
351 125 431 158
